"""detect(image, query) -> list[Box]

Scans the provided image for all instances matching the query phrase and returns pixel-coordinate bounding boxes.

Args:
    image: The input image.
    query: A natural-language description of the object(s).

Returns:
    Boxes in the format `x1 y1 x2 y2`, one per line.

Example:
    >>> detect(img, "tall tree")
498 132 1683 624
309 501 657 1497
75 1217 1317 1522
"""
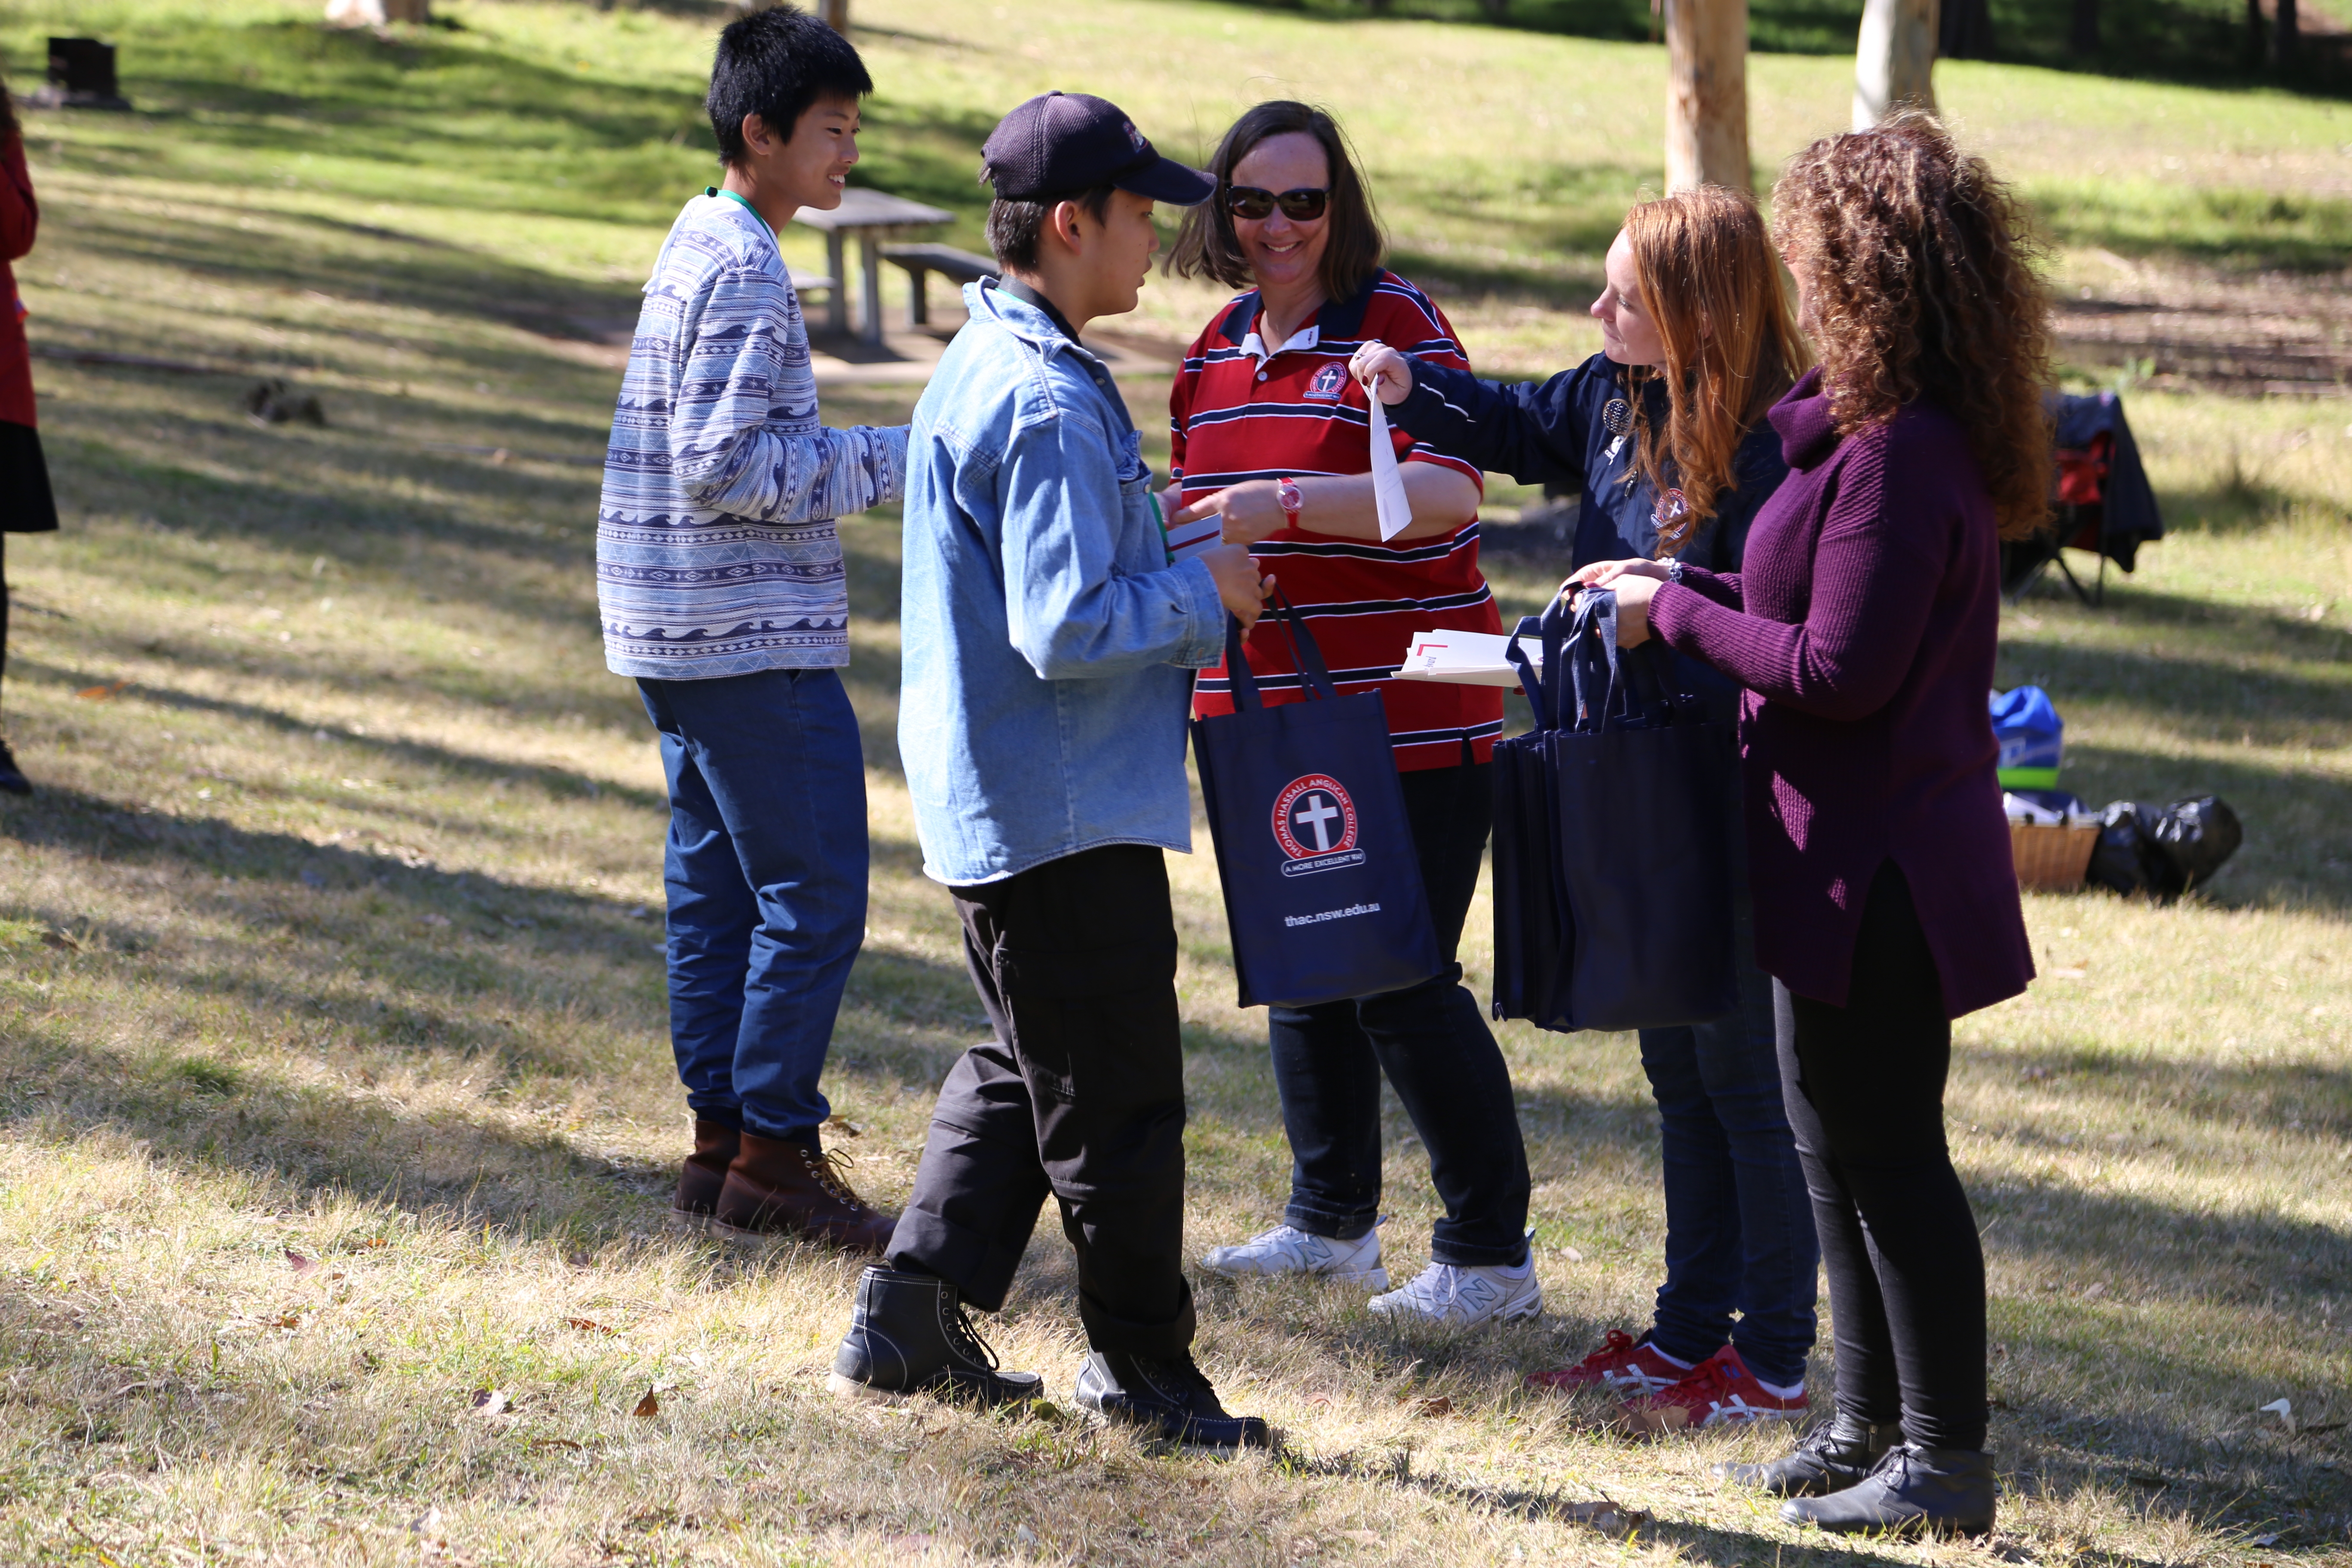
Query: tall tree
2274 0 2300 69
1852 0 1938 131
2068 0 2100 53
1939 0 1994 59
1665 0 1752 192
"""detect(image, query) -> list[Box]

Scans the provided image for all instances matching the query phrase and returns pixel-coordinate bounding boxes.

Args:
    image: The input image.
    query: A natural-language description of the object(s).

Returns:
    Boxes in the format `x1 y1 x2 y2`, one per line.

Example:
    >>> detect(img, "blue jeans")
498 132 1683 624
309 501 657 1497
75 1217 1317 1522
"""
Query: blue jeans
1271 762 1533 1268
638 668 868 1144
1635 880 1819 1388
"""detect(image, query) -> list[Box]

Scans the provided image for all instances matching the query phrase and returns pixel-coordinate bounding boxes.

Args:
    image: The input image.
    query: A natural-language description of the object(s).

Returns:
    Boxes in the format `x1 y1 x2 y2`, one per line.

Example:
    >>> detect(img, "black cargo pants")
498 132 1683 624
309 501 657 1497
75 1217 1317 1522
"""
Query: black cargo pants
886 843 1194 1357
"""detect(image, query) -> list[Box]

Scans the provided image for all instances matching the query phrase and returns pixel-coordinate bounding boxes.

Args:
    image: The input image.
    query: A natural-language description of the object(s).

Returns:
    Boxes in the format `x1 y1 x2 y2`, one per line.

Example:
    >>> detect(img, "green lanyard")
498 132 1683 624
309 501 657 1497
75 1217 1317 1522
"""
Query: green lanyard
705 186 770 230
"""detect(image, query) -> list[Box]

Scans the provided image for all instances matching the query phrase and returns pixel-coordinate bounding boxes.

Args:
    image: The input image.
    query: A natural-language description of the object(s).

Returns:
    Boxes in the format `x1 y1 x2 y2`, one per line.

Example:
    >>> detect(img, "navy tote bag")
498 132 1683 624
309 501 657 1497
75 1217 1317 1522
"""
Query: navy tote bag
1489 600 1575 1029
1191 599 1442 1010
1501 588 1740 1032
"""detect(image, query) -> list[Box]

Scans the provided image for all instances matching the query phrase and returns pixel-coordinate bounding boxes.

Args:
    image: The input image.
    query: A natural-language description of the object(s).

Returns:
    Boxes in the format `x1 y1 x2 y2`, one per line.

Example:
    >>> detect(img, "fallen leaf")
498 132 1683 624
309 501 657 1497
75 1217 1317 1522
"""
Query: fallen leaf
469 1387 510 1417
410 1507 442 1534
2250 1534 2284 1548
76 680 129 701
1620 1402 1690 1437
1416 1396 1453 1417
563 1317 616 1336
1562 1245 1585 1262
40 929 82 952
2050 965 2088 980
824 1113 866 1137
632 1389 659 1419
1560 1500 1652 1537
2301 1421 2347 1434
528 1437 582 1451
2021 1064 2054 1081
1307 1395 1332 1408
285 1250 317 1274
2082 1283 2106 1299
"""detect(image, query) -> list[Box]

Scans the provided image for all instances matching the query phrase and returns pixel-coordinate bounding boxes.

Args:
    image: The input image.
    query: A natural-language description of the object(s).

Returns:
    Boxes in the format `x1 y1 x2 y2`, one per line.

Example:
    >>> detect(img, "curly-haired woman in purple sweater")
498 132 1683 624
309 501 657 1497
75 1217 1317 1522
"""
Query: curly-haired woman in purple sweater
1577 115 2050 1537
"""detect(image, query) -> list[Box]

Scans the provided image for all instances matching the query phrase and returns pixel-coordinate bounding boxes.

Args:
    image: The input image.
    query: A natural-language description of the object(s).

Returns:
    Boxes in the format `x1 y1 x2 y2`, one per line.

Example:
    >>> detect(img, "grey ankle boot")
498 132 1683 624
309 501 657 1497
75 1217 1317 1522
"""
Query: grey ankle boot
1716 1412 1900 1496
1780 1441 1996 1537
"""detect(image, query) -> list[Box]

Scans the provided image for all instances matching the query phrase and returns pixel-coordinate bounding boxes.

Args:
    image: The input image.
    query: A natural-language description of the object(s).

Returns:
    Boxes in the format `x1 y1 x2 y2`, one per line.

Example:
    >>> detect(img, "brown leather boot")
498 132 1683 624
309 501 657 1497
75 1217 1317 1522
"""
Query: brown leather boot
712 1132 896 1254
667 1118 741 1234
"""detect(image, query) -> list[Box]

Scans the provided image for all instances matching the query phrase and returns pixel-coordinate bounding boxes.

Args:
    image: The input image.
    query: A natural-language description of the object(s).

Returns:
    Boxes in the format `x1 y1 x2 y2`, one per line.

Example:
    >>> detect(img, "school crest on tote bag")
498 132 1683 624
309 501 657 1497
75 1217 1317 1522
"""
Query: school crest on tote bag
1273 774 1364 876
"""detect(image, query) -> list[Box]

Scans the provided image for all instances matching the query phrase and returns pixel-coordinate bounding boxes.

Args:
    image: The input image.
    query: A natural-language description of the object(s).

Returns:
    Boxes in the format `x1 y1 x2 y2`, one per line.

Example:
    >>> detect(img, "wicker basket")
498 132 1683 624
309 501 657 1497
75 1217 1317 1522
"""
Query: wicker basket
2010 822 2098 891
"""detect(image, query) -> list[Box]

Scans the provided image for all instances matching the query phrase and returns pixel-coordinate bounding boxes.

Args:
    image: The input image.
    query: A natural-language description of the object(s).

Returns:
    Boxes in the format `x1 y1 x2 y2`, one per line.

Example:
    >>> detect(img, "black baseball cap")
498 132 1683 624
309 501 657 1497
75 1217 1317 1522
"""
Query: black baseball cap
980 92 1215 206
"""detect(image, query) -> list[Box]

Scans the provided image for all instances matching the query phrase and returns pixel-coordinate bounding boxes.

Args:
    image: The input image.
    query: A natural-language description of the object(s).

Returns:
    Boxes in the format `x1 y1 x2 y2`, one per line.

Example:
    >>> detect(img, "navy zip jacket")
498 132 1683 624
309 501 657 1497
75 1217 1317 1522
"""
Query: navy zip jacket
1389 352 1790 714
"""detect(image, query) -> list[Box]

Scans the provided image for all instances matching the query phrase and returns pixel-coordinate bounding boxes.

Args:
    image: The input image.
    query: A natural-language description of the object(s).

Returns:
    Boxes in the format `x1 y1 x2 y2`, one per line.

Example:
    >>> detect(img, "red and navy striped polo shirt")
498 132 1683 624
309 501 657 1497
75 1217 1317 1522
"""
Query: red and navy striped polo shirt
1171 270 1503 771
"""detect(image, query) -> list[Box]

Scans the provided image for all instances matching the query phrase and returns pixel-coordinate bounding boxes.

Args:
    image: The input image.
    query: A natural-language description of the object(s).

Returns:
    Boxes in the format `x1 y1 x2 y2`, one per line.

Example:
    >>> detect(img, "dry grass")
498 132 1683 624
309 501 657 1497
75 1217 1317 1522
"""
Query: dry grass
0 0 2346 1563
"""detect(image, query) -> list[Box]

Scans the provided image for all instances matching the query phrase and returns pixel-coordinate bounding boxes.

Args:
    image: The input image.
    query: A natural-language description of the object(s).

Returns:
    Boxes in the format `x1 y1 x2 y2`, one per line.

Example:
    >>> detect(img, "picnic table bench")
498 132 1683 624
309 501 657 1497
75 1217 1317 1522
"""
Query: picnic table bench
792 187 955 345
880 243 999 327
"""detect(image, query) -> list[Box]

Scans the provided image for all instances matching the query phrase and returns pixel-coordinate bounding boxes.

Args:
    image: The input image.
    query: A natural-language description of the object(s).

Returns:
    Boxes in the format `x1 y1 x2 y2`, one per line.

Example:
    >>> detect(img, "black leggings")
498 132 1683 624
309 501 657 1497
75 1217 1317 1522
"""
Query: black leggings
1775 861 1987 1451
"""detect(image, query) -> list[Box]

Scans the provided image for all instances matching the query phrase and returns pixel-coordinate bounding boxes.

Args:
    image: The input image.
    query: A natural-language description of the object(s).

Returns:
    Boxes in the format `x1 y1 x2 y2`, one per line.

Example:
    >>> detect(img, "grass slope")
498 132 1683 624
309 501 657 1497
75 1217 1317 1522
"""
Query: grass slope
0 1 2346 1564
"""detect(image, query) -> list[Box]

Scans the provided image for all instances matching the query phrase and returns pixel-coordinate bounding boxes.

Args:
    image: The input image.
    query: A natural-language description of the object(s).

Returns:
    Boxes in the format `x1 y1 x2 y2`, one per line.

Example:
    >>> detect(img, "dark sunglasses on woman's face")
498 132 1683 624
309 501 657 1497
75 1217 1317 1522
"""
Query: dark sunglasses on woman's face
1223 185 1329 222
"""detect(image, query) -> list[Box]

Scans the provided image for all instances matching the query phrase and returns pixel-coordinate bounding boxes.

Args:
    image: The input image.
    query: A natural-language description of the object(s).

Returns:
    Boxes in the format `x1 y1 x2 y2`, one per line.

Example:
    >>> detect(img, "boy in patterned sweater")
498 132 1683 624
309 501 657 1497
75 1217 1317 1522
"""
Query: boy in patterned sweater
596 5 902 1252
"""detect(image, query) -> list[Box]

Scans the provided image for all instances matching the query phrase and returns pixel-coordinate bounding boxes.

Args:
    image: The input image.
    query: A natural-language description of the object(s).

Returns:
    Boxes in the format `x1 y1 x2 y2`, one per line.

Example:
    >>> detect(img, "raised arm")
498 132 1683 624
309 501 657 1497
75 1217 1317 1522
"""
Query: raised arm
1648 454 1945 721
998 412 1227 679
671 264 907 523
1378 358 1599 492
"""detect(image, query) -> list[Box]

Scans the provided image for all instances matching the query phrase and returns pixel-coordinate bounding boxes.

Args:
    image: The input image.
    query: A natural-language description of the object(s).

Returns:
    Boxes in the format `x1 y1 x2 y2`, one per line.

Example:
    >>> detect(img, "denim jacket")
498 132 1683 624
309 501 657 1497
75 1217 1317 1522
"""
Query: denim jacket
899 280 1226 886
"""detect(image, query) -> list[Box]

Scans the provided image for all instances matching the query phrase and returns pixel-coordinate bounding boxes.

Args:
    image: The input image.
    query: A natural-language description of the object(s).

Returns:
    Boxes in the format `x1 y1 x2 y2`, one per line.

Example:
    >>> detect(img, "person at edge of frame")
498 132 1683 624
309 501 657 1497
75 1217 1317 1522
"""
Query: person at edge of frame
1571 114 2050 1539
1350 187 1821 1430
595 5 904 1252
825 91 1280 1452
1164 101 1537 1332
0 69 58 796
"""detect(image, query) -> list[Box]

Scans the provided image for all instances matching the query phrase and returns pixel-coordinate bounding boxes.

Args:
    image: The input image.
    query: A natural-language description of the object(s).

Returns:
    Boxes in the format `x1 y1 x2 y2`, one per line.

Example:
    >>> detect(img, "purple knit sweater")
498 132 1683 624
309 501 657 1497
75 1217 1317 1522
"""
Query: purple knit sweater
1650 369 2034 1018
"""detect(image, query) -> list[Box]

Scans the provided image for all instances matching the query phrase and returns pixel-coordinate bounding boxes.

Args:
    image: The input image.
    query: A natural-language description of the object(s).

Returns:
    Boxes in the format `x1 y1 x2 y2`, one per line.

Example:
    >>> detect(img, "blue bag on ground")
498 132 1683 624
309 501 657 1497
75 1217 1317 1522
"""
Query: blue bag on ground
1990 685 2063 790
1191 598 1442 1009
1503 588 1740 1032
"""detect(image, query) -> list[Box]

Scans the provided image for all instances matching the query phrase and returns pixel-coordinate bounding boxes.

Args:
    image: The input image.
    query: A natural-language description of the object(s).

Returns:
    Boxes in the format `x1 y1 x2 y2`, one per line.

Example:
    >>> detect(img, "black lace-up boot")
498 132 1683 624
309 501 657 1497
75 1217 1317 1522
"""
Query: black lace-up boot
1074 1349 1271 1451
1715 1412 1901 1496
0 736 29 797
1781 1442 1996 1537
828 1265 1044 1407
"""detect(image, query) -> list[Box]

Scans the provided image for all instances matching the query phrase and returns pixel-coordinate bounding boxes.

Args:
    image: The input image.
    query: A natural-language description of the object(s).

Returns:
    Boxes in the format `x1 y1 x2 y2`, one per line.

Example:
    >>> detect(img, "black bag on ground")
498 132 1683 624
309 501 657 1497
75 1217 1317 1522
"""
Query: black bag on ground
2087 796 2242 899
1500 588 1740 1032
1191 598 1442 1009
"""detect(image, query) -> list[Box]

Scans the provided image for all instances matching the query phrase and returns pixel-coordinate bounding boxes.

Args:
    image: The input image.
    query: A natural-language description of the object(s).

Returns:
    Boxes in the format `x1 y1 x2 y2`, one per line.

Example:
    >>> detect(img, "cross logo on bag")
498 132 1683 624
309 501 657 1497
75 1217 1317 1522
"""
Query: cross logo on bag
1272 774 1366 877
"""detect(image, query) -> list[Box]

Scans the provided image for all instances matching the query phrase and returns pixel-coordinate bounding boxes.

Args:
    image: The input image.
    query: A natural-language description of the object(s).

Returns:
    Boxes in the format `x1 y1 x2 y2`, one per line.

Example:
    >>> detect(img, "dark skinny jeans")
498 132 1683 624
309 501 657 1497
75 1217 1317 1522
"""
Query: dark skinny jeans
1272 760 1534 1268
1776 860 1988 1451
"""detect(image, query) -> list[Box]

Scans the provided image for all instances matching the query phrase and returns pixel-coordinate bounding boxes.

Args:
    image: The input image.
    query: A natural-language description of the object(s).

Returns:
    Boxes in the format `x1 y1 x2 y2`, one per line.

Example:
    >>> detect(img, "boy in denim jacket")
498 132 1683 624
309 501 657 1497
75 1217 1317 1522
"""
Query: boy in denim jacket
827 92 1274 1449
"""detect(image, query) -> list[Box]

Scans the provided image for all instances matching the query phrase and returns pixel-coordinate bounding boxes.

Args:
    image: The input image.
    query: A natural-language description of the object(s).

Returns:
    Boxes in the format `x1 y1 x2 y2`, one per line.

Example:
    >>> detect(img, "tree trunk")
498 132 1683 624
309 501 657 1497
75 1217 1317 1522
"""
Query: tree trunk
2068 0 2099 53
1665 0 1752 193
1479 0 1510 19
2274 0 2298 68
1939 0 1993 58
1852 0 1938 132
2247 0 2266 64
821 0 848 32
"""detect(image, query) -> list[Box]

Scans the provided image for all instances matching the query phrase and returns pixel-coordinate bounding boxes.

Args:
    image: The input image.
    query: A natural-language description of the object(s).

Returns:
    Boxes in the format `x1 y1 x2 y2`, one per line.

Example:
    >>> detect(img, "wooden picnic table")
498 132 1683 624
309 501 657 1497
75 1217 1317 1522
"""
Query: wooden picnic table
793 187 955 345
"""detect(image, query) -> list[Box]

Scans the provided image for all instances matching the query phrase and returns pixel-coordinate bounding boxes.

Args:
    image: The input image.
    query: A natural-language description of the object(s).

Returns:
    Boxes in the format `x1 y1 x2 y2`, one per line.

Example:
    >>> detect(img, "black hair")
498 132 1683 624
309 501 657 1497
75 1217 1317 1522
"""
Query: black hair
985 185 1117 272
706 5 873 168
1164 101 1384 301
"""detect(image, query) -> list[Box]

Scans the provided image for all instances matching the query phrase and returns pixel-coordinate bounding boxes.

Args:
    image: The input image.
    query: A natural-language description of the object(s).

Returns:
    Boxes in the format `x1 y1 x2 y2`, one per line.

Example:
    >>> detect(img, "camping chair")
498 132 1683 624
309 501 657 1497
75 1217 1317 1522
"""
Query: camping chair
2000 390 2164 607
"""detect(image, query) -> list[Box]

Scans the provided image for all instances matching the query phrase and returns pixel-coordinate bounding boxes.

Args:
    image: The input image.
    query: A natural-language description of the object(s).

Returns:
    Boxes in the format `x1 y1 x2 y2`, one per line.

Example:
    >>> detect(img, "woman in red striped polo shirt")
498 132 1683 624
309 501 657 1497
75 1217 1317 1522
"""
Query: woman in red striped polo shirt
1166 101 1534 1326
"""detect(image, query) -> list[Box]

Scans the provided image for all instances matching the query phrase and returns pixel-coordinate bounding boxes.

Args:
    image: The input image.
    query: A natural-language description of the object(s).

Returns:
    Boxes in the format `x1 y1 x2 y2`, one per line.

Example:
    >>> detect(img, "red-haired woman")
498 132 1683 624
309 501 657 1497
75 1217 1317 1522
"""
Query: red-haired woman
1168 101 1537 1328
1574 116 2049 1537
1354 187 1820 1431
0 77 55 796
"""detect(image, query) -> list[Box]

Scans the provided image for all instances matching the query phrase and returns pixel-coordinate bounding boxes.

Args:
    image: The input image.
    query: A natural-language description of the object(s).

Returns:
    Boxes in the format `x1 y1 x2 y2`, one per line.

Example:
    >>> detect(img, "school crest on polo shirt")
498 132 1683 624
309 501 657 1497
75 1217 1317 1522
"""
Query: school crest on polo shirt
1305 362 1349 401
1273 774 1366 876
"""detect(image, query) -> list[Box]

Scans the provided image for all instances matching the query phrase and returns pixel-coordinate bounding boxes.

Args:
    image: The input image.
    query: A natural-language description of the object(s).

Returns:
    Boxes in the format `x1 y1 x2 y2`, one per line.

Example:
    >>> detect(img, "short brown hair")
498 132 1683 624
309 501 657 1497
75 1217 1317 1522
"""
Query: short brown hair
1771 113 2055 541
1163 101 1384 301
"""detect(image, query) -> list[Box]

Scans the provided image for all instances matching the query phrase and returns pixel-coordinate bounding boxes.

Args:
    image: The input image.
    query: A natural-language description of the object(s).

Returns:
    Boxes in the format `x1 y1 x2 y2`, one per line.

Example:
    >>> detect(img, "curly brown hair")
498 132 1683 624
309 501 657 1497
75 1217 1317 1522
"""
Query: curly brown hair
1770 113 2054 541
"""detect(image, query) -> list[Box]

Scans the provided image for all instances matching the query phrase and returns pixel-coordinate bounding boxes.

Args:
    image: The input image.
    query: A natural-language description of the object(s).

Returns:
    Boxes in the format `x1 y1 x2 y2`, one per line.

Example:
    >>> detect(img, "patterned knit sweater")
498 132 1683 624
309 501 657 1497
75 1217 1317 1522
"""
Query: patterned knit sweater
597 193 906 679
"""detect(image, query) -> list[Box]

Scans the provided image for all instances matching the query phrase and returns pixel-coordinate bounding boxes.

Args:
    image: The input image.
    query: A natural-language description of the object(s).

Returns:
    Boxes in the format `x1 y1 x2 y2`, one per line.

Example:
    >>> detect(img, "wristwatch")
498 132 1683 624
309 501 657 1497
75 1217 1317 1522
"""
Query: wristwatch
1276 476 1304 528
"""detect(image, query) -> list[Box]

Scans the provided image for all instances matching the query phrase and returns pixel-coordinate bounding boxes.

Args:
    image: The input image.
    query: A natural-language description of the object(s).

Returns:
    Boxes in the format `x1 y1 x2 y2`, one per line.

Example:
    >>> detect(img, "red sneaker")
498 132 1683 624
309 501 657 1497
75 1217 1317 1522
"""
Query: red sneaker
1623 1344 1808 1435
1523 1329 1693 1396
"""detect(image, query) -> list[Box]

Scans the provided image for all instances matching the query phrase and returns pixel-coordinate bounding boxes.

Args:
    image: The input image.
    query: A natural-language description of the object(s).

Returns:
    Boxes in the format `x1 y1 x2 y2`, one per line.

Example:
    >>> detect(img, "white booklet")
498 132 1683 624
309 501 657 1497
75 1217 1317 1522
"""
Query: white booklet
1391 629 1544 688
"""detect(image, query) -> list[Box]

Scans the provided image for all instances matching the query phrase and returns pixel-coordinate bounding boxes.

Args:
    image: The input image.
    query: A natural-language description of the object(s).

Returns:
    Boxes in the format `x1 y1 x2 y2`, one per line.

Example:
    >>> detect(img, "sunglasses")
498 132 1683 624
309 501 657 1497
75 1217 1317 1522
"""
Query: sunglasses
1223 184 1329 222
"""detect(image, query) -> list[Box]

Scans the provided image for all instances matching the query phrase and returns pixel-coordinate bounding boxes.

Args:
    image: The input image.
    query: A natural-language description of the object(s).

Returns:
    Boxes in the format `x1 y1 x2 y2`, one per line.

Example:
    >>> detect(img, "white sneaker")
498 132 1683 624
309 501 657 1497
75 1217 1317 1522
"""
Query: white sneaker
1367 1260 1543 1327
1198 1223 1388 1289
